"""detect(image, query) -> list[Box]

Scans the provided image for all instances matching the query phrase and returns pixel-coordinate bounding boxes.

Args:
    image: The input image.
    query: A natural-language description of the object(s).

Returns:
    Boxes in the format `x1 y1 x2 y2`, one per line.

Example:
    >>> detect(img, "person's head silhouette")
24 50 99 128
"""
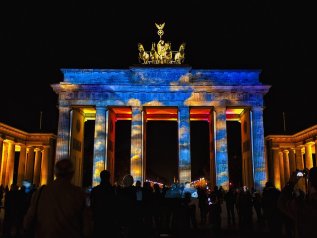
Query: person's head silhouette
100 170 111 184
54 159 74 180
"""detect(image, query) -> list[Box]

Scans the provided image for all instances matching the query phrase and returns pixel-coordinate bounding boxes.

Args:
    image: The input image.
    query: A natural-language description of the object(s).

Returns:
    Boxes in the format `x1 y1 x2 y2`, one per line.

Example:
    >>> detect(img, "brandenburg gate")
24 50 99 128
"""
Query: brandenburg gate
52 23 270 190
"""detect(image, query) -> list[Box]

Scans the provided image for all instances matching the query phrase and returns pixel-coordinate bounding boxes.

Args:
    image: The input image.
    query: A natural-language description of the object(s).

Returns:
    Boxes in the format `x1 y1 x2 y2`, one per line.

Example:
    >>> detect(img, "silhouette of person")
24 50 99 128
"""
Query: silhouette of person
278 167 317 237
224 187 236 225
23 159 91 237
90 170 117 237
262 181 282 236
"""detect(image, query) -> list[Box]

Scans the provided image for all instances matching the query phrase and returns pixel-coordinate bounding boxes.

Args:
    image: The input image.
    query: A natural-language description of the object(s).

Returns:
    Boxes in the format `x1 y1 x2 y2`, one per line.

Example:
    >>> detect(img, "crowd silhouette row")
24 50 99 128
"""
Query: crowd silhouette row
0 159 316 238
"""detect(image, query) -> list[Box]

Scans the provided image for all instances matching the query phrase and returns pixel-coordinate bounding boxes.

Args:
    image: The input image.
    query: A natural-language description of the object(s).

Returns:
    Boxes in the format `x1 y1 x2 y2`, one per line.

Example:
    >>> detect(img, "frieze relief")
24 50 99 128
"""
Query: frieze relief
62 91 116 101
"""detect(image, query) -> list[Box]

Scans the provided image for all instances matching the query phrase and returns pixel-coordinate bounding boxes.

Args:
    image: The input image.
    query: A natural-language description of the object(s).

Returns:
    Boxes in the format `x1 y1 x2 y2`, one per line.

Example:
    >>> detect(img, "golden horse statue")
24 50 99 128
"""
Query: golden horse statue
165 42 173 64
150 42 159 64
174 43 186 64
138 43 149 64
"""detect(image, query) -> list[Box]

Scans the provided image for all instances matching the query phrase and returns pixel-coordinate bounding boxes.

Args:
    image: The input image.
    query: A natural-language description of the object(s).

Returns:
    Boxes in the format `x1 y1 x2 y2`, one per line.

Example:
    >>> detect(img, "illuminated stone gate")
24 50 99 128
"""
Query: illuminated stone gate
52 23 270 190
52 67 270 190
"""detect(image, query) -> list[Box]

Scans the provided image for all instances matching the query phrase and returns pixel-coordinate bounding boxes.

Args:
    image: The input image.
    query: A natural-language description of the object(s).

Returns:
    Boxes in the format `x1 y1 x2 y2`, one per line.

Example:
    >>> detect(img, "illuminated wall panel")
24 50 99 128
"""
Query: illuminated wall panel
178 107 191 183
130 106 143 183
251 107 267 191
92 107 108 186
215 107 229 190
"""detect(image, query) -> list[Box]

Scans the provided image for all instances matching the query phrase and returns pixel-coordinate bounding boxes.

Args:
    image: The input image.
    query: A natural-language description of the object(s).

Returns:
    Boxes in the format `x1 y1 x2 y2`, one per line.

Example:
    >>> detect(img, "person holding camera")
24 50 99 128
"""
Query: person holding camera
278 167 317 238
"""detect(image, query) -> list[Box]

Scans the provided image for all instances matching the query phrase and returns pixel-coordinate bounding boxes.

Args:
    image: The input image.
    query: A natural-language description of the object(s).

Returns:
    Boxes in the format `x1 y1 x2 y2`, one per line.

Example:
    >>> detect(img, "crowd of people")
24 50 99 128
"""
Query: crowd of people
0 159 316 238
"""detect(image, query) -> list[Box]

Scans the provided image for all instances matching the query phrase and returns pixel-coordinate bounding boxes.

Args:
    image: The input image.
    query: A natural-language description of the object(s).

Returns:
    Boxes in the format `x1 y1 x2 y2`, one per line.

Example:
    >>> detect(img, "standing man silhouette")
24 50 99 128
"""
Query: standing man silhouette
90 170 117 237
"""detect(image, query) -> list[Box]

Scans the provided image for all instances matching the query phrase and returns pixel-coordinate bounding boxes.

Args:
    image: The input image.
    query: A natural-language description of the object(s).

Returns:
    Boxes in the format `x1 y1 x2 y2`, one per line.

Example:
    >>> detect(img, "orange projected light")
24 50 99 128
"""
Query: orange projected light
145 107 178 121
111 107 132 120
190 108 212 121
226 108 244 121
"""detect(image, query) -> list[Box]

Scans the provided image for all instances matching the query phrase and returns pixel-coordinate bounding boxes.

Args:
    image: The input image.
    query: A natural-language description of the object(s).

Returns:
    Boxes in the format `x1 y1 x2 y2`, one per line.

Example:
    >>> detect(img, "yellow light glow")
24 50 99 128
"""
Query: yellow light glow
15 145 21 152
128 98 141 106
82 108 96 114
226 108 244 115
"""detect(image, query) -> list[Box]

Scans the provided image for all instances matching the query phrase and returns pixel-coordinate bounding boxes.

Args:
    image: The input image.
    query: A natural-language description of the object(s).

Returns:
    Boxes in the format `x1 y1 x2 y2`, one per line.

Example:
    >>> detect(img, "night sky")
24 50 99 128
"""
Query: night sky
1 2 316 182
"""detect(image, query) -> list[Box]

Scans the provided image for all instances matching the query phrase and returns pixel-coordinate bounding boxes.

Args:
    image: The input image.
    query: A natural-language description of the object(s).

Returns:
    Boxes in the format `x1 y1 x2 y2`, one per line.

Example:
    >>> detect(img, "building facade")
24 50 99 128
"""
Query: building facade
266 125 317 190
0 122 56 187
52 67 270 190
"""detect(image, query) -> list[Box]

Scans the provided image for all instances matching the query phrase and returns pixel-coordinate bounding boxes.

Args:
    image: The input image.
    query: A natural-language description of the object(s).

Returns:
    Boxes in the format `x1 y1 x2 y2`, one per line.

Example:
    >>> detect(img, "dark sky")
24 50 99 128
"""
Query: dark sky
1 1 316 136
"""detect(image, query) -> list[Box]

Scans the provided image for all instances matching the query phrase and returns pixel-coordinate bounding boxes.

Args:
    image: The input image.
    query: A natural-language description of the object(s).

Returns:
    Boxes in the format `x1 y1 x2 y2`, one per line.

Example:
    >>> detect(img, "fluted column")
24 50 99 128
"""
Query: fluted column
0 137 3 177
130 106 143 183
93 107 108 187
251 107 266 191
0 142 8 185
272 148 281 190
295 146 305 191
214 107 229 189
315 140 317 166
33 148 42 186
56 106 71 161
5 141 15 187
41 146 50 185
178 106 191 183
17 145 27 186
283 150 290 183
278 151 285 189
25 147 35 182
295 146 304 170
288 149 296 174
304 142 314 169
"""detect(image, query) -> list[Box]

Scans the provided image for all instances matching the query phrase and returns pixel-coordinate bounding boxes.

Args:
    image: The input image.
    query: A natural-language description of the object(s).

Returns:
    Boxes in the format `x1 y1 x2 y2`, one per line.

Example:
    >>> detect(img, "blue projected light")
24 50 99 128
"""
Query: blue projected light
53 67 269 190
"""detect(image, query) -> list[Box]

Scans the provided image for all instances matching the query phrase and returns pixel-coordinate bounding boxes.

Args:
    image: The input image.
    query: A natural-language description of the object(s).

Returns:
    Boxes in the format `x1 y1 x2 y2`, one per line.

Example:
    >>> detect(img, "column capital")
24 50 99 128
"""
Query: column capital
288 147 295 153
305 141 314 146
214 106 226 112
131 105 143 110
58 105 71 110
4 139 15 145
95 106 107 110
295 144 304 149
271 147 281 151
26 146 35 152
283 149 289 154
